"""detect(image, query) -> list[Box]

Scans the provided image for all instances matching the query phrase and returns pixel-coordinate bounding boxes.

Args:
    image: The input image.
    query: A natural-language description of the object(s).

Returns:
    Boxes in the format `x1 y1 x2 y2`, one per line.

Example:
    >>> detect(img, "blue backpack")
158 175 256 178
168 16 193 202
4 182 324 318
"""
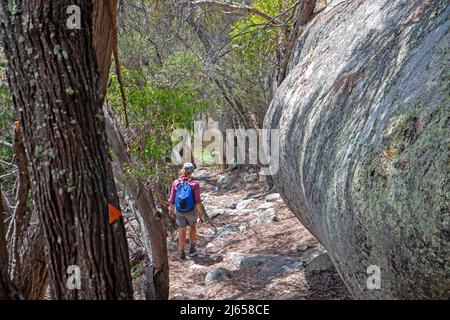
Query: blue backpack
175 179 195 212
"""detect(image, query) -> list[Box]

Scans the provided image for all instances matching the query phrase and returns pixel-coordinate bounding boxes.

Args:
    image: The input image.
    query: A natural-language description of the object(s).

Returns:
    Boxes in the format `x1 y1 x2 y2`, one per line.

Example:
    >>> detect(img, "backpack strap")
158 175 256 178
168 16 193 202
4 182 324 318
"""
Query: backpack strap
177 178 190 187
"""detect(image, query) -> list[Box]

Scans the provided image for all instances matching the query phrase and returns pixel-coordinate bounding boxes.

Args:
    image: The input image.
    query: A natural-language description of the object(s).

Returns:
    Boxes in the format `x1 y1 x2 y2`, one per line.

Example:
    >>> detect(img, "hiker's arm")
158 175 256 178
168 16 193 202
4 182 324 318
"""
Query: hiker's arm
168 182 176 217
195 202 203 220
168 203 175 217
194 182 203 220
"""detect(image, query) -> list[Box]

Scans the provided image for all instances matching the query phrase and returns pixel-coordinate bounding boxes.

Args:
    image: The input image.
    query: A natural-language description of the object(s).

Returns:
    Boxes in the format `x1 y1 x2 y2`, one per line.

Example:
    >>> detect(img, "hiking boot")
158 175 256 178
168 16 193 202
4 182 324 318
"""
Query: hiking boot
179 250 186 260
189 245 197 255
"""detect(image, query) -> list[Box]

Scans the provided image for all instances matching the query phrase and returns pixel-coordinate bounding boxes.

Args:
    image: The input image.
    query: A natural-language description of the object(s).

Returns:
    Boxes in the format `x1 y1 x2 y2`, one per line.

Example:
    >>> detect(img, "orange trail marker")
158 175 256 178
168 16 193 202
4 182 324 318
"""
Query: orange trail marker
109 204 122 224
383 150 397 158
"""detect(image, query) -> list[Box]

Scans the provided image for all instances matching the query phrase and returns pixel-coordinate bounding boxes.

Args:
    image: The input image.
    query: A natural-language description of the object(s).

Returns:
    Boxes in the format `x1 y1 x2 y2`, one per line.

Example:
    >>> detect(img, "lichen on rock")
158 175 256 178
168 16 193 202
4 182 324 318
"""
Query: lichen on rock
264 0 450 299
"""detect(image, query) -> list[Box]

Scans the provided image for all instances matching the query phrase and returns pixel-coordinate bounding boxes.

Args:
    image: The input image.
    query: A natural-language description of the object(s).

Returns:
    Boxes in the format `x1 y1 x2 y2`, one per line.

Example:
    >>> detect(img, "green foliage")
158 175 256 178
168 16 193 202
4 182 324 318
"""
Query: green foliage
153 50 204 91
0 66 16 191
230 0 295 64
118 28 155 70
0 63 16 188
109 0 287 185
107 52 208 178
222 0 298 123
131 262 144 280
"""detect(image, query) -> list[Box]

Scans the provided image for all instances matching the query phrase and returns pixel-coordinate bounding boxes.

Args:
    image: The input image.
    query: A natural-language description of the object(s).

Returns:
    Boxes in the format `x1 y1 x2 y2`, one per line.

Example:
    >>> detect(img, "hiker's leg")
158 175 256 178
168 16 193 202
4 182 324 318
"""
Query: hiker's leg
189 224 197 246
178 227 187 252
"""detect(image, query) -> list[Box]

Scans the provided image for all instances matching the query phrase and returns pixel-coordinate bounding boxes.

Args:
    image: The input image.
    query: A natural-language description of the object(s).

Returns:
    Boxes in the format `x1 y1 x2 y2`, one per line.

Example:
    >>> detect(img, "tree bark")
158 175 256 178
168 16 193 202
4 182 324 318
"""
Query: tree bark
13 213 48 300
277 0 317 85
0 0 133 299
0 261 22 300
94 0 116 96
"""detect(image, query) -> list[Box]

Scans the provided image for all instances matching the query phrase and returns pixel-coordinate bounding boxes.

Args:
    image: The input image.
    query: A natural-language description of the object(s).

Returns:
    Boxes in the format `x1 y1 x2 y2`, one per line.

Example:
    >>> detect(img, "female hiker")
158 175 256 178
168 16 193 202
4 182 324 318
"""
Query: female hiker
169 162 204 260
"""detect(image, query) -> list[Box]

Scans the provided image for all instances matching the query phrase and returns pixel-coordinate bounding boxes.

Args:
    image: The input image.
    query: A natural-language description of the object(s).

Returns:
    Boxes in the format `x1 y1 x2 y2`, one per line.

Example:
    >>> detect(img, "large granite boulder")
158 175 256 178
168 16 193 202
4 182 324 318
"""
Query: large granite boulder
264 0 449 299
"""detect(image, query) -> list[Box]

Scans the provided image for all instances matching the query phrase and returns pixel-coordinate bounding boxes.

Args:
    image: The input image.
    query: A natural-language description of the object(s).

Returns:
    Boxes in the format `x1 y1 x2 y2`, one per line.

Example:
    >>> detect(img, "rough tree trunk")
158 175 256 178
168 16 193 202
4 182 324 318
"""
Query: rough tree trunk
0 1 133 299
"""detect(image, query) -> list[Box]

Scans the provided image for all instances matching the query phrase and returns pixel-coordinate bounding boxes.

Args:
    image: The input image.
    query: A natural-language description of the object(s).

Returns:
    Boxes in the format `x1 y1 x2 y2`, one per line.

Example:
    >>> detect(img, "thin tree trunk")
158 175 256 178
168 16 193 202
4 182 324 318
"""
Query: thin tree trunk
12 121 30 241
94 0 116 96
0 185 9 268
0 191 21 300
277 0 317 85
7 121 31 277
92 1 170 299
0 1 133 299
104 109 169 300
7 123 48 299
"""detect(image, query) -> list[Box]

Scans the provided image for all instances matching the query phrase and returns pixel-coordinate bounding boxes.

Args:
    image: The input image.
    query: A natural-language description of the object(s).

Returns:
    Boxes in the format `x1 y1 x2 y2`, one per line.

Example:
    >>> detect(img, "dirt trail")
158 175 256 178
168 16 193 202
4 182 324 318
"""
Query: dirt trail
167 167 351 300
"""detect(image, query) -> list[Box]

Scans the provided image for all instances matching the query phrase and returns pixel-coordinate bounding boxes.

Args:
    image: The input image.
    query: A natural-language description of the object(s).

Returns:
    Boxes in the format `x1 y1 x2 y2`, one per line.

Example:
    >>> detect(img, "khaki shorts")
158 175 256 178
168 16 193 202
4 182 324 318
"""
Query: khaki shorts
175 207 198 228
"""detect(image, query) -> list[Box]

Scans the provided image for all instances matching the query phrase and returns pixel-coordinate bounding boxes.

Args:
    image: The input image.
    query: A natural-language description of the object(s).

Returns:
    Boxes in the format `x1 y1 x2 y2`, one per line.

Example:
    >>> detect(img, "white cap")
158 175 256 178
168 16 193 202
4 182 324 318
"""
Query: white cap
183 162 195 173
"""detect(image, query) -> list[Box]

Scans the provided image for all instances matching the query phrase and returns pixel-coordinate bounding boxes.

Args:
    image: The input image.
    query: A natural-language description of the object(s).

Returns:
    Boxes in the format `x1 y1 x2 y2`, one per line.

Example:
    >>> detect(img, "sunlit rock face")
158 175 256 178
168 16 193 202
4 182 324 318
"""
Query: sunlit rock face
265 0 449 299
